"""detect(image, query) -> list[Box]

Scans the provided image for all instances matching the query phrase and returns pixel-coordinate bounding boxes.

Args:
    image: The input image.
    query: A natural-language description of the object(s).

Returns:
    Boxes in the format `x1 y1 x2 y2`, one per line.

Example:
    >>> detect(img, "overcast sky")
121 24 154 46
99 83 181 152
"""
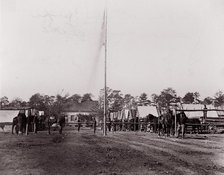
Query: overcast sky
0 0 224 101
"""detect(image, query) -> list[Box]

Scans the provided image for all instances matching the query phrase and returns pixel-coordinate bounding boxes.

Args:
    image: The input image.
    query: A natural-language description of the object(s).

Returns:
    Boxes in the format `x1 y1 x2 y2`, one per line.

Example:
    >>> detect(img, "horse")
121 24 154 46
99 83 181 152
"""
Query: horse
117 119 123 131
12 110 39 135
17 111 27 134
12 116 19 134
158 109 174 137
128 117 139 131
145 114 158 133
176 111 188 138
186 118 201 134
122 119 129 131
47 115 65 134
26 114 38 134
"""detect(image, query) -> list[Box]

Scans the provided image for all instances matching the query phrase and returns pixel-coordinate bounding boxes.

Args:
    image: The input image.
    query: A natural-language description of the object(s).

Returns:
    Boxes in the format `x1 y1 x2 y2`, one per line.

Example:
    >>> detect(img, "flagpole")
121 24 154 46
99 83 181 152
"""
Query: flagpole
103 1 108 136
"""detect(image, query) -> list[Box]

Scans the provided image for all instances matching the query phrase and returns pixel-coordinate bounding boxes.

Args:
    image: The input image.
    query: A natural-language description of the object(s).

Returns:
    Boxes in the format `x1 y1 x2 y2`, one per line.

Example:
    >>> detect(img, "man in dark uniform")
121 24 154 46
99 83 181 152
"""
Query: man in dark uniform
77 117 81 132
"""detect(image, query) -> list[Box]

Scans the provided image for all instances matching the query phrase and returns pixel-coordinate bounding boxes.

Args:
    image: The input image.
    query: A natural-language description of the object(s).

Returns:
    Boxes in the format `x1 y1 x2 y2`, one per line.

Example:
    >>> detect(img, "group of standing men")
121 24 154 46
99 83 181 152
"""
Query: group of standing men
77 117 97 134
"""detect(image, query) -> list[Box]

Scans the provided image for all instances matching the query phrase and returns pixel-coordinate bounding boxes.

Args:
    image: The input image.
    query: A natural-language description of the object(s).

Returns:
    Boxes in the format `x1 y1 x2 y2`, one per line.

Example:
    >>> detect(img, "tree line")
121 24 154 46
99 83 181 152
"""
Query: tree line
99 87 224 112
0 93 93 117
0 88 224 115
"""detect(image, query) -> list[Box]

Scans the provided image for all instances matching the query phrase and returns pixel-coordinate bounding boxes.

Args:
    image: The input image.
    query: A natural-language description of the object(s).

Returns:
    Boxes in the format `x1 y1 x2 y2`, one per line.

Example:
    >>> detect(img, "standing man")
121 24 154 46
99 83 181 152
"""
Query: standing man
33 112 38 134
77 117 81 132
203 105 207 124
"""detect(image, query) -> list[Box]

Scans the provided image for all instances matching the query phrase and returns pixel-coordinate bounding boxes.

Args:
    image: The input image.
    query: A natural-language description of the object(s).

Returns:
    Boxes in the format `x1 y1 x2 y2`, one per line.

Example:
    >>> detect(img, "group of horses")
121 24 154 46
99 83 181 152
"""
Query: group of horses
146 109 202 138
12 109 200 138
157 110 188 138
105 109 197 138
12 110 66 135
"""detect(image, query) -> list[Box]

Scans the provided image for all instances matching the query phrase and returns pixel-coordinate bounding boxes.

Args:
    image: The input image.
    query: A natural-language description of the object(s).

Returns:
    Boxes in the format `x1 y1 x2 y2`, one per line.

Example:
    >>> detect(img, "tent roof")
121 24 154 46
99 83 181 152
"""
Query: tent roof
138 106 158 118
181 104 219 118
0 110 19 123
216 106 224 117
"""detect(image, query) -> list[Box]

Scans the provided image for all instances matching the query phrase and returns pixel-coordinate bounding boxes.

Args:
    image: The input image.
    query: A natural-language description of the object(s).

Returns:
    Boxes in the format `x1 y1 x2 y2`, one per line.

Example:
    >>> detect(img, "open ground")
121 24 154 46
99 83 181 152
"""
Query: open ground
0 129 224 175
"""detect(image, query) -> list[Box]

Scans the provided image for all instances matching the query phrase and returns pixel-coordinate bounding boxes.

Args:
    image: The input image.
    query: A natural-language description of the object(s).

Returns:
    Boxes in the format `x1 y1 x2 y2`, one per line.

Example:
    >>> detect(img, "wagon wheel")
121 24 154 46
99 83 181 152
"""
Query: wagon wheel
208 123 217 134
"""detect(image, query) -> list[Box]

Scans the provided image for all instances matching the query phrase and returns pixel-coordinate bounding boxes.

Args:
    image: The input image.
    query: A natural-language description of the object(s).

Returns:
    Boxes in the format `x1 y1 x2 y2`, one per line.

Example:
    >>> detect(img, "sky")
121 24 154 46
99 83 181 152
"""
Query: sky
0 0 224 101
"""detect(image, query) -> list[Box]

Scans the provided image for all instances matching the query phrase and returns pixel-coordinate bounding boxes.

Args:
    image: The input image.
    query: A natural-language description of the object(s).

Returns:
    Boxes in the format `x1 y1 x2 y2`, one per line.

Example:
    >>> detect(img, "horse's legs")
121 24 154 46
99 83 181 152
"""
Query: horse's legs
34 122 37 134
25 123 29 135
12 124 15 134
172 124 175 136
177 124 180 138
166 125 169 137
162 124 165 136
48 123 51 134
158 123 161 136
18 122 22 134
181 124 185 138
59 125 62 134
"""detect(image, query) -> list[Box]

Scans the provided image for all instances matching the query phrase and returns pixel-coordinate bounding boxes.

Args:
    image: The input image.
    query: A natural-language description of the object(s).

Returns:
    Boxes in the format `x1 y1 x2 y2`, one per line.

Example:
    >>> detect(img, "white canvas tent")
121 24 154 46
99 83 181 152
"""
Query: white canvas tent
0 110 20 132
0 110 19 123
138 106 158 119
206 105 220 118
181 104 219 119
216 106 224 117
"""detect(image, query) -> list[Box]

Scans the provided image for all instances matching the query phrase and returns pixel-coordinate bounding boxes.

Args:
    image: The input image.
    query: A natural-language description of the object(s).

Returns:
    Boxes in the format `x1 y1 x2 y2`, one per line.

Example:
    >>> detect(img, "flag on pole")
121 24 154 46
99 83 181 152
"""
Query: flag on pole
99 10 106 48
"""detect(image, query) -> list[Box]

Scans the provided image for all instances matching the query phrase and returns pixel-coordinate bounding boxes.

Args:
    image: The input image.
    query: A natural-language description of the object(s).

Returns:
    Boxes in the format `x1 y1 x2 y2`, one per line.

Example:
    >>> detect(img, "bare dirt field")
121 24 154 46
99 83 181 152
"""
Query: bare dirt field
0 128 224 175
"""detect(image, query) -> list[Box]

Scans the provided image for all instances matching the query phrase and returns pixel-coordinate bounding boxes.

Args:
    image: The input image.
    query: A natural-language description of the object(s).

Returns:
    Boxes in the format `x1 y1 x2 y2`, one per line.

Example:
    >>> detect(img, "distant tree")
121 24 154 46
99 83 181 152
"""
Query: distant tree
98 87 112 110
150 88 179 110
0 96 9 108
82 93 93 102
51 94 69 117
43 95 55 115
182 92 194 104
20 101 28 107
29 93 56 115
107 90 124 112
98 87 125 112
29 93 45 110
159 88 177 107
9 98 26 108
182 92 201 104
193 92 201 103
151 93 159 104
138 93 150 106
67 94 82 103
214 91 224 107
203 97 213 105
43 95 55 107
123 94 134 108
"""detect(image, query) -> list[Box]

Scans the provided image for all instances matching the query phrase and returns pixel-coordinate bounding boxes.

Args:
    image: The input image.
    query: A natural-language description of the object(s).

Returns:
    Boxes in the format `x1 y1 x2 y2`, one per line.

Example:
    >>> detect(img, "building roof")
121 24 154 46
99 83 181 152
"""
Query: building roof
138 106 158 118
63 101 99 113
0 110 20 123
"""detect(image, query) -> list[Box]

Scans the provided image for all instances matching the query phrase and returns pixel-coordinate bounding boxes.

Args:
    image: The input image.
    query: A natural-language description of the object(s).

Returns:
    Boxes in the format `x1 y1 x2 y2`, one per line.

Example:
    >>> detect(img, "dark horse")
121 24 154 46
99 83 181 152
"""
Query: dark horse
12 111 27 134
176 111 188 138
12 116 19 134
186 118 201 134
26 110 38 134
47 115 65 134
158 109 174 137
12 109 39 135
146 114 158 133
